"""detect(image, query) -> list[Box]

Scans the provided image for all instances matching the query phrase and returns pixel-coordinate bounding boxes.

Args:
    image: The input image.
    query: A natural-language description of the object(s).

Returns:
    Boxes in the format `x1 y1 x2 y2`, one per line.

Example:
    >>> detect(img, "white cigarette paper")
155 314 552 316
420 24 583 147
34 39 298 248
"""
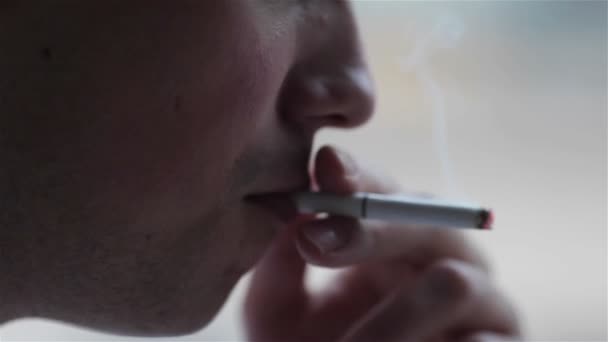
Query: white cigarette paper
292 192 493 230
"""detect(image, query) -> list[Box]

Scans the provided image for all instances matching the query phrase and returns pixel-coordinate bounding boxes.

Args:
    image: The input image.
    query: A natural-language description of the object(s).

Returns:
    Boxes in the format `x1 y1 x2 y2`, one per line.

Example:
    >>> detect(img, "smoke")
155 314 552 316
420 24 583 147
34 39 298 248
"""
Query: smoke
401 14 466 197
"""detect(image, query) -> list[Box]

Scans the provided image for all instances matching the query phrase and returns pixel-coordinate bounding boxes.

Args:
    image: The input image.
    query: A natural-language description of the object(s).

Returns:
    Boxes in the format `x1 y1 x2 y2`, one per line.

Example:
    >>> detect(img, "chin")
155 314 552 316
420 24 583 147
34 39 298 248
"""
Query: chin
123 314 216 338
150 275 242 337
232 202 287 268
74 261 243 338
100 282 236 338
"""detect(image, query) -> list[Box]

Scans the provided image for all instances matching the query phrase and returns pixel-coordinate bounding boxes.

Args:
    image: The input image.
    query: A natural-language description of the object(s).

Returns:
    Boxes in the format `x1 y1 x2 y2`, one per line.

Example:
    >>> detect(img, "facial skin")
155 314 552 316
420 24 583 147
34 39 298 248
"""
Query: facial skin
0 0 373 336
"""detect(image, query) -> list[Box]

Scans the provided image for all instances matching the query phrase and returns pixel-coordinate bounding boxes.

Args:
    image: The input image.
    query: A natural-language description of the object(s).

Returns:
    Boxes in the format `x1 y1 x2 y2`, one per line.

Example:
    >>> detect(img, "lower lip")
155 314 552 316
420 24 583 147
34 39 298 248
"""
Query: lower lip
245 193 300 223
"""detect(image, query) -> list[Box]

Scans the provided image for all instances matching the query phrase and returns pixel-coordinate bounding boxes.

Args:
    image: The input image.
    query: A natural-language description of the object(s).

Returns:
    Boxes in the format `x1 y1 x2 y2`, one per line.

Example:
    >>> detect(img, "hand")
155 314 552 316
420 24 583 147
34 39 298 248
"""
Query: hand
244 146 520 342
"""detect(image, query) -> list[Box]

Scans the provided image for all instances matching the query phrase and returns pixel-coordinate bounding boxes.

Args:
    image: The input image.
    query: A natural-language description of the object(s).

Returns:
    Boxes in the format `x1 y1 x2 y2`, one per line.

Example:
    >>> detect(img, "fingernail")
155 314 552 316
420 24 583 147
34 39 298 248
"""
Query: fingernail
301 225 349 254
334 148 357 177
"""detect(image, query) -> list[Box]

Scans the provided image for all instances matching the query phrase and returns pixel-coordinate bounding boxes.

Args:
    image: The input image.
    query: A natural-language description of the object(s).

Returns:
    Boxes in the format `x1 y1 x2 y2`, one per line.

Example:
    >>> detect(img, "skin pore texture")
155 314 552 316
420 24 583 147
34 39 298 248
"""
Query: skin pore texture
0 0 373 336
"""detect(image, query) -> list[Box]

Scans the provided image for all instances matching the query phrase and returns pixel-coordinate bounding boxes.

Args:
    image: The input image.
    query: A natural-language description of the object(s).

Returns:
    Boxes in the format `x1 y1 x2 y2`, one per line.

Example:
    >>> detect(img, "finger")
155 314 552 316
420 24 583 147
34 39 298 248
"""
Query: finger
314 145 401 195
244 226 308 339
443 260 520 339
341 260 520 342
307 146 488 270
458 332 521 342
341 259 477 342
296 215 487 271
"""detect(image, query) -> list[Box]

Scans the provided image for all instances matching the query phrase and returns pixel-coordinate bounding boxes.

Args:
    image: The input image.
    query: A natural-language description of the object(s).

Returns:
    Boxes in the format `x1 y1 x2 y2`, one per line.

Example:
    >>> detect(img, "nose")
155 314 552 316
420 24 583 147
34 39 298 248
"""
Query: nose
279 2 375 133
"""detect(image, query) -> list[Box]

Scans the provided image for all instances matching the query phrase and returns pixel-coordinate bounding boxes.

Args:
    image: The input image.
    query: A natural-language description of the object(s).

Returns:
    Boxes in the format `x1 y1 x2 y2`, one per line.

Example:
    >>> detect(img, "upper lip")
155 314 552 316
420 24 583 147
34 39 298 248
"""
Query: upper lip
242 137 312 215
244 162 311 197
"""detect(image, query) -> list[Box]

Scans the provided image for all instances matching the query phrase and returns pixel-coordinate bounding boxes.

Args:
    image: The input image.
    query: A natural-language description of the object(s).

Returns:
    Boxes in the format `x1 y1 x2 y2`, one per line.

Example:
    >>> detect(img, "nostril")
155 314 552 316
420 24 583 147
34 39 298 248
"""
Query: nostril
326 113 349 127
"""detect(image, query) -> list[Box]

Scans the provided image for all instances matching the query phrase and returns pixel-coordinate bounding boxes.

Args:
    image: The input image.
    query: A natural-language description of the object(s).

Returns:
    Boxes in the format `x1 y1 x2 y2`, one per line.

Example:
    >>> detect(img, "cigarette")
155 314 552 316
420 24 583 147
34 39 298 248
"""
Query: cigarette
292 192 493 230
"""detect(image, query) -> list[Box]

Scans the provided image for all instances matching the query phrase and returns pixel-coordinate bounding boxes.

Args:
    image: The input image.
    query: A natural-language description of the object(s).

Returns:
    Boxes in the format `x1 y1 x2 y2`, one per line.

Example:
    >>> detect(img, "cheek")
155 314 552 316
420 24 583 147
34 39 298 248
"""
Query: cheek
79 22 289 236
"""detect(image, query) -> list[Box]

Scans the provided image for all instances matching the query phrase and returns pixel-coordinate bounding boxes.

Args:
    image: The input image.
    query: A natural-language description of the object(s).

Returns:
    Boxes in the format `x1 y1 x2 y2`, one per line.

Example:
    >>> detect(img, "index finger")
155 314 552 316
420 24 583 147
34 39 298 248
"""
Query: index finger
314 145 402 195
298 145 488 270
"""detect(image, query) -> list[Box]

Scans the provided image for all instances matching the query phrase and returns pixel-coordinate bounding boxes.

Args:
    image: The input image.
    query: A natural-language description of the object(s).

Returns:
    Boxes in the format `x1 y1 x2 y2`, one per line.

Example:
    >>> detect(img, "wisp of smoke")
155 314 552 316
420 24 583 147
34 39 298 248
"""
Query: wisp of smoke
401 14 466 197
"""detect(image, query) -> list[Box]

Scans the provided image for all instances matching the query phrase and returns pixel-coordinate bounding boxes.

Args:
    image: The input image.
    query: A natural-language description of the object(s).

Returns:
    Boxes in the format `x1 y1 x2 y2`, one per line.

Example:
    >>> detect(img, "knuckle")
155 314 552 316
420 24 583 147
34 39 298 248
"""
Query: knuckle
500 293 524 336
427 259 478 305
424 229 491 273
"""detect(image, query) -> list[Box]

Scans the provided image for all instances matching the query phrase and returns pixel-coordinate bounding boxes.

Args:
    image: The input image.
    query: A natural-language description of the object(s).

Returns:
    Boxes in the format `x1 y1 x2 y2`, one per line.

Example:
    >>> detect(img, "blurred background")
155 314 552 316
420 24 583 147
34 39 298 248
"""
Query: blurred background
2 1 606 341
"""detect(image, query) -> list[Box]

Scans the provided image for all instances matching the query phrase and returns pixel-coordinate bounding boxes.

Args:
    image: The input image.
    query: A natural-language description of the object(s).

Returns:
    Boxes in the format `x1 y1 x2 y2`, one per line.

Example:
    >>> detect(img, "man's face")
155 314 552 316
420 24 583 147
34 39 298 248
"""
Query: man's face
0 0 373 336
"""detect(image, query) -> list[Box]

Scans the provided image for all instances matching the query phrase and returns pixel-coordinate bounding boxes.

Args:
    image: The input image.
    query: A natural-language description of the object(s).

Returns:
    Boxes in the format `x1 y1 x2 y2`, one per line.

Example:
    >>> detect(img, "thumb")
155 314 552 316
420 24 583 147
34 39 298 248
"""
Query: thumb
244 225 309 339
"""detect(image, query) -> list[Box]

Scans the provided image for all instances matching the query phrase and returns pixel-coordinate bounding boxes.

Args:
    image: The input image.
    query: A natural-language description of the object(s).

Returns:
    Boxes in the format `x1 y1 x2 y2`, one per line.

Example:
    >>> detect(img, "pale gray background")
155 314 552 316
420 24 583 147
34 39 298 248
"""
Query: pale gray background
2 1 607 341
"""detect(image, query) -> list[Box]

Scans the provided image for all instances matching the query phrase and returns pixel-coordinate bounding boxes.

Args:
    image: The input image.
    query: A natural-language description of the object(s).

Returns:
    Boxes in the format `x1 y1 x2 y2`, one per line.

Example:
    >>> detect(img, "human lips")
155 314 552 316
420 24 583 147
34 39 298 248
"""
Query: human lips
245 180 310 223
245 192 299 222
239 139 313 223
